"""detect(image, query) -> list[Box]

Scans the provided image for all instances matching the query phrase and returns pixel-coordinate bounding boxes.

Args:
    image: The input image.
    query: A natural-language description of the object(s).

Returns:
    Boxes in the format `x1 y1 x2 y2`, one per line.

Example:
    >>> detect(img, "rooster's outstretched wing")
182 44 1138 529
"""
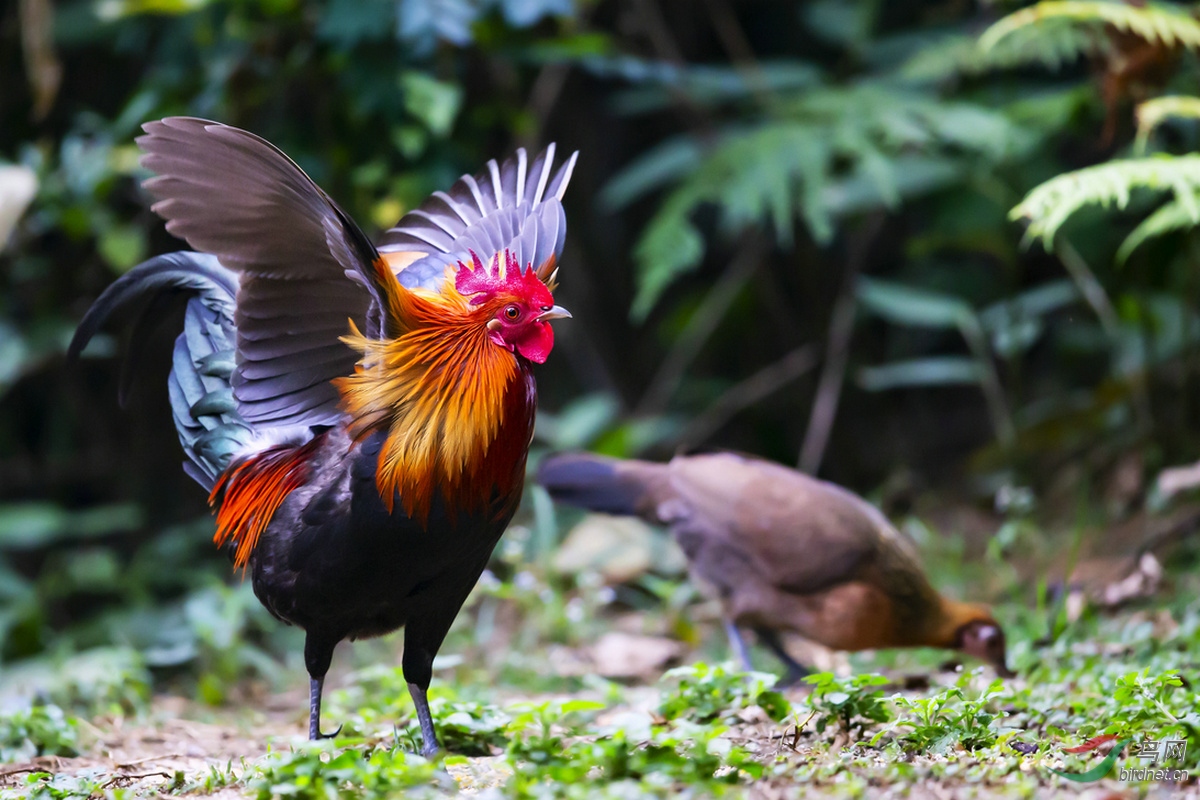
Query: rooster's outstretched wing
138 117 386 429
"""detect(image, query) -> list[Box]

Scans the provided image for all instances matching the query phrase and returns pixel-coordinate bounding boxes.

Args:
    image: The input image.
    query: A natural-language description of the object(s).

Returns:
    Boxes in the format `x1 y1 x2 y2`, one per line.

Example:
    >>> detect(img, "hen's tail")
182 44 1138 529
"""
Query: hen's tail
535 452 668 520
70 251 252 490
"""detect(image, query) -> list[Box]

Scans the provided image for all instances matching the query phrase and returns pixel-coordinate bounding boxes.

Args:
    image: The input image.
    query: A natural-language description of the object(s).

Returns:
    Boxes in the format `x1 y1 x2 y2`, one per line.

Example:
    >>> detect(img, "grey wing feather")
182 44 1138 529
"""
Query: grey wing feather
378 144 578 291
236 346 353 379
235 382 336 422
137 117 385 428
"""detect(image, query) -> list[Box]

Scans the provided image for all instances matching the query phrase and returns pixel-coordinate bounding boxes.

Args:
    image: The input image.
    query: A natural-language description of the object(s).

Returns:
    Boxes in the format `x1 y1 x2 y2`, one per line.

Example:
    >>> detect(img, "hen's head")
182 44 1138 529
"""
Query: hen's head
456 250 570 364
954 613 1013 677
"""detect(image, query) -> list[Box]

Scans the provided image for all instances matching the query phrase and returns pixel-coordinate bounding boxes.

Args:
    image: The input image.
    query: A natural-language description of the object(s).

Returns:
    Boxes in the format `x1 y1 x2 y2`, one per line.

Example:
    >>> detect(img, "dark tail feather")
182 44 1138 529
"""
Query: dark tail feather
69 251 237 380
71 251 250 490
536 453 664 518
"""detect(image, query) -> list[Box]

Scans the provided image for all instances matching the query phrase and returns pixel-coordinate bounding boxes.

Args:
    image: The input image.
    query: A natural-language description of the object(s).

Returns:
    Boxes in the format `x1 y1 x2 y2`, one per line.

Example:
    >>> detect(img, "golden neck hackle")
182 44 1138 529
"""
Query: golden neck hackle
334 260 522 522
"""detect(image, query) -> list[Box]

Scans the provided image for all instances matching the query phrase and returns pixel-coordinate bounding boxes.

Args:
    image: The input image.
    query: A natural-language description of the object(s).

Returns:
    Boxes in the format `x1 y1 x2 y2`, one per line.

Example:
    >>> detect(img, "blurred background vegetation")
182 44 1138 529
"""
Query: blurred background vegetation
4 0 1200 715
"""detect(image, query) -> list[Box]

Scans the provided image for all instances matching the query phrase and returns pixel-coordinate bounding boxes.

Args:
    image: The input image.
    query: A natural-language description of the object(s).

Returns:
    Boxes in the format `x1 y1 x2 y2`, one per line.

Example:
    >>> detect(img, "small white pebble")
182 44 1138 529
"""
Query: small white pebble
565 597 585 623
577 570 602 589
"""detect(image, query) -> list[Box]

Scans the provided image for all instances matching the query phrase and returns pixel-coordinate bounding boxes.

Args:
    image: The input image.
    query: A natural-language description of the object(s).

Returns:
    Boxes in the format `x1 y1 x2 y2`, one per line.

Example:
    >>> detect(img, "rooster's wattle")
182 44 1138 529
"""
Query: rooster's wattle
70 117 576 753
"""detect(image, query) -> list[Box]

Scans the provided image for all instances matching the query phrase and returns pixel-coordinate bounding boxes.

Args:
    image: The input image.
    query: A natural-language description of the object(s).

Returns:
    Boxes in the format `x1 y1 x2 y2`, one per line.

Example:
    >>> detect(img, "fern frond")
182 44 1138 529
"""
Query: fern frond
1116 192 1200 263
899 35 988 81
630 123 830 321
627 88 1027 319
1135 95 1200 151
979 1 1200 70
1011 155 1200 247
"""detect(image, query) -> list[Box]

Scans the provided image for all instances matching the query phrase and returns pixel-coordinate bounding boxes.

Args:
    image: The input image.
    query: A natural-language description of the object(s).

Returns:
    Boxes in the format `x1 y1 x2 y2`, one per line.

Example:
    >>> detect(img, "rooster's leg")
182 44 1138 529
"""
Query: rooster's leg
402 639 443 757
407 681 440 757
400 556 495 758
723 619 755 672
308 676 343 739
304 634 342 740
754 626 808 687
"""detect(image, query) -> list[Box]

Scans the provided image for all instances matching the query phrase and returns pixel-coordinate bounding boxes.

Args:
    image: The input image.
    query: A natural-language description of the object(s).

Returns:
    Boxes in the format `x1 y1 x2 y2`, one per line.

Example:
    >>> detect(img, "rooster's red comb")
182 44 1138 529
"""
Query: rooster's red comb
455 250 547 304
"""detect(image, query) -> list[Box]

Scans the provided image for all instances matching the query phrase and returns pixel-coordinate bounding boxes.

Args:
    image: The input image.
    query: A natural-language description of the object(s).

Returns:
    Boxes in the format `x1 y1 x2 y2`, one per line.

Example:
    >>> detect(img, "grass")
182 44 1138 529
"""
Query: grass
1 521 1198 798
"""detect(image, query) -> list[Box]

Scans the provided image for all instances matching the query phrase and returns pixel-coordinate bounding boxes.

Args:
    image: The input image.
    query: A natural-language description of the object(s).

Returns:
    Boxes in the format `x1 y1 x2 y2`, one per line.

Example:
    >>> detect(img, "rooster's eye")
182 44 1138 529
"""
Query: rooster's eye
504 306 521 321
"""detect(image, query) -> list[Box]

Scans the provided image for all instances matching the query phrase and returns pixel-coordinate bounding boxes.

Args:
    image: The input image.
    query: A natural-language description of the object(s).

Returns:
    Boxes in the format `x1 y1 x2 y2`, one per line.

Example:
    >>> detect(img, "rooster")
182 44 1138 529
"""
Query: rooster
537 452 1010 683
70 118 576 753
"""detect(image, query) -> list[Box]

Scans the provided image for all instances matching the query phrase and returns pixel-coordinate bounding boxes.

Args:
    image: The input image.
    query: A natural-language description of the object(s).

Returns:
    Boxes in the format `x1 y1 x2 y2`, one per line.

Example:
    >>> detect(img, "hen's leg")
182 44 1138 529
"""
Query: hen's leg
754 627 809 687
723 619 755 672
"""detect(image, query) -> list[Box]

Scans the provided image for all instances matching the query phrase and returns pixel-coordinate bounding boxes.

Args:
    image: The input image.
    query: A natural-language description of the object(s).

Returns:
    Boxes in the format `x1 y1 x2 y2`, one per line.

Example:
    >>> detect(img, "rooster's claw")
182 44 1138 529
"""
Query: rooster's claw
313 724 343 740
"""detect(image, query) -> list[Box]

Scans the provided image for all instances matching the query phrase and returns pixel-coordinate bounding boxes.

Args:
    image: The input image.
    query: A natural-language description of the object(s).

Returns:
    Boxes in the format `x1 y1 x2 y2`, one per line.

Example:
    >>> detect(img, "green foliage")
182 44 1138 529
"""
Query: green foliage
1011 155 1200 251
4 565 1200 796
803 672 891 736
393 0 574 50
995 5 1200 291
507 722 760 797
657 662 789 724
881 678 1007 754
0 502 143 550
0 318 82 402
620 87 1028 319
1116 191 1200 263
181 762 242 794
15 771 115 800
505 697 760 797
856 277 1015 444
252 690 764 798
249 742 455 800
0 502 295 698
0 648 151 718
327 664 416 733
1136 95 1200 151
178 584 288 704
979 1 1200 70
5 0 1199 615
1107 669 1193 736
503 697 606 765
82 581 289 704
0 704 80 763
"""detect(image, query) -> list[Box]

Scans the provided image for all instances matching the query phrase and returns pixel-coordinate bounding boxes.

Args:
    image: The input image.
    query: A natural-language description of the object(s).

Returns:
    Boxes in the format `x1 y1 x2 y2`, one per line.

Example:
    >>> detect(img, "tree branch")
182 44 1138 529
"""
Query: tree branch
798 213 884 473
635 234 767 416
678 343 819 447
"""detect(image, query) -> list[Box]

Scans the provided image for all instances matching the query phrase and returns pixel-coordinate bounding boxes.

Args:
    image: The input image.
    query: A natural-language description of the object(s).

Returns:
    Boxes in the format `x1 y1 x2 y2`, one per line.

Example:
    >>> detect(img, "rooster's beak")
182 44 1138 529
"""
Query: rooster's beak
536 305 572 322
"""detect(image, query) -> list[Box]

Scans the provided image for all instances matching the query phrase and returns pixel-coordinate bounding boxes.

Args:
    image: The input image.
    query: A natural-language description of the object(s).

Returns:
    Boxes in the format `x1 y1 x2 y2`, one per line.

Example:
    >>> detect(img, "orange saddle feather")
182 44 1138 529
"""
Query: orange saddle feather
209 439 320 567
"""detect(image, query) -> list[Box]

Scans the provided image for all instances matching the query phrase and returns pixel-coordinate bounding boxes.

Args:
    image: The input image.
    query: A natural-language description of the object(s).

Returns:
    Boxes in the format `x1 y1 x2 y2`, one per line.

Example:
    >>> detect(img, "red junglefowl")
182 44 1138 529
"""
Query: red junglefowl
537 452 1011 684
70 118 576 753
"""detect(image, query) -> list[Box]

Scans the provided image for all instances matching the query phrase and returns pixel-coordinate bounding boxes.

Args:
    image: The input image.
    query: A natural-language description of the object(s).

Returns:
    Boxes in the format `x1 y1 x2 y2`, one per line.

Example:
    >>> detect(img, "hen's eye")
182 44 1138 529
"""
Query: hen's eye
504 306 521 321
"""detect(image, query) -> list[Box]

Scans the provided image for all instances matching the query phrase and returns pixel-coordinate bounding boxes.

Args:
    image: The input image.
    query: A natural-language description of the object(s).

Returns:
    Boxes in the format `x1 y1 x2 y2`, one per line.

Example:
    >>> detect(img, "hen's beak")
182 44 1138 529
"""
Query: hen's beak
536 305 572 322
